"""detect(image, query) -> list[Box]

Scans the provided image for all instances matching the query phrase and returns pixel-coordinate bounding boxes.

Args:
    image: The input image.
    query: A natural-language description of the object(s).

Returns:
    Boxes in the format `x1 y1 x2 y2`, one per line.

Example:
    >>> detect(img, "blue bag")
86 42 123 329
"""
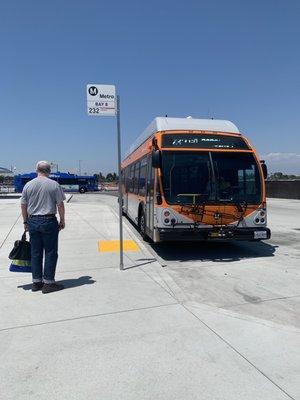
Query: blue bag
9 259 31 273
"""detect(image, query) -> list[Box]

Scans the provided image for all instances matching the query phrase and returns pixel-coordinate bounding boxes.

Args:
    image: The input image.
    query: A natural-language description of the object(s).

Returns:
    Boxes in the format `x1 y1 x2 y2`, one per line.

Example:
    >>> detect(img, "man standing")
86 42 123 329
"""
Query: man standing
21 161 66 293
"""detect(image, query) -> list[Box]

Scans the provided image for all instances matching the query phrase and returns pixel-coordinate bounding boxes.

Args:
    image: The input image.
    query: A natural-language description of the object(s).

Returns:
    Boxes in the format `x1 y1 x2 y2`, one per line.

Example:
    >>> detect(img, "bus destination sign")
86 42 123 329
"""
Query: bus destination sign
161 134 249 150
87 84 116 116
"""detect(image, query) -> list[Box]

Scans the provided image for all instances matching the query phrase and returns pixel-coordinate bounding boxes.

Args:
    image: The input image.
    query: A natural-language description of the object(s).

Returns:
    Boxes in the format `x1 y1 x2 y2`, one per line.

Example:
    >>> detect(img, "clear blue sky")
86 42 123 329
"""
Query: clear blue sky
1 0 300 174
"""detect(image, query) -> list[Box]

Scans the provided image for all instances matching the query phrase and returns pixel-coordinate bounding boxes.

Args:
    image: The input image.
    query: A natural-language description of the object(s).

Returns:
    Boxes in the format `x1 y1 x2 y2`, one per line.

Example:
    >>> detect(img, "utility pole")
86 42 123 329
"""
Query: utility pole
50 163 58 172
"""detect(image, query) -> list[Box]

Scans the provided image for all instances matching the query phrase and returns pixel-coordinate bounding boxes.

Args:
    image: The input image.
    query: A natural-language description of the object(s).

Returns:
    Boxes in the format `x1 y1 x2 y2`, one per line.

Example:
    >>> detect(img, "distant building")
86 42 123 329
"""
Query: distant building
0 167 14 177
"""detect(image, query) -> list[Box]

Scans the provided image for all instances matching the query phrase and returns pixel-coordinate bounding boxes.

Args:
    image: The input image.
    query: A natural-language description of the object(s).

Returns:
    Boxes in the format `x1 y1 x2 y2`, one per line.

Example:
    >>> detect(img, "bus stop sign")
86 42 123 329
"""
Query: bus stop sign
85 82 124 270
87 84 116 116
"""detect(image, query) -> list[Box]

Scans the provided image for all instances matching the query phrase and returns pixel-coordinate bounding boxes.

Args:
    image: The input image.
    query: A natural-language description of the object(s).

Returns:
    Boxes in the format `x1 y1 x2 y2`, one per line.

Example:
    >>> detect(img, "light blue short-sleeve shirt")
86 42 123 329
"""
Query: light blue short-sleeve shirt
21 177 66 215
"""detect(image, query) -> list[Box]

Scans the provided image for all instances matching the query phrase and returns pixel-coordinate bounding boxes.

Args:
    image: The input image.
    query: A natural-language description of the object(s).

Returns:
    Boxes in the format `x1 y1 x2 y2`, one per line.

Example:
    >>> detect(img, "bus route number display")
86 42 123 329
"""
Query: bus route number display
86 84 116 116
162 134 249 149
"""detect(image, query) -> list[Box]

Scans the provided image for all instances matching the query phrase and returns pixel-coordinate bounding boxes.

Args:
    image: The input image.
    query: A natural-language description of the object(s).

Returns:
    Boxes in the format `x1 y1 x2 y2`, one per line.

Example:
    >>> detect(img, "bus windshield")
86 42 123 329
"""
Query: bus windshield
161 151 262 205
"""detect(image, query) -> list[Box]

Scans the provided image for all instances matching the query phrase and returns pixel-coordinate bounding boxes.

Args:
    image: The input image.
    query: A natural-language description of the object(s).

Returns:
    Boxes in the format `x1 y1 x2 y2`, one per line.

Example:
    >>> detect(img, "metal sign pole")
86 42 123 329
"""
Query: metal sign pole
116 95 124 270
86 84 123 270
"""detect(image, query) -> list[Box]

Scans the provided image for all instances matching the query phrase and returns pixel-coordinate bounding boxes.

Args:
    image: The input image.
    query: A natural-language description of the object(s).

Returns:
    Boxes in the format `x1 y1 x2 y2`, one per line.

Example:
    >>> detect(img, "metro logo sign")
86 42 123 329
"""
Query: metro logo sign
87 84 116 116
88 86 98 96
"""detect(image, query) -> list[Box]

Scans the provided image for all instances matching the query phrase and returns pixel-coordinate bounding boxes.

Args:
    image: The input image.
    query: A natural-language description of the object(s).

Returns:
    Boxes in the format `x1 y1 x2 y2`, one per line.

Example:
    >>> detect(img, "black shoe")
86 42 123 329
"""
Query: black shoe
42 283 64 294
32 282 44 292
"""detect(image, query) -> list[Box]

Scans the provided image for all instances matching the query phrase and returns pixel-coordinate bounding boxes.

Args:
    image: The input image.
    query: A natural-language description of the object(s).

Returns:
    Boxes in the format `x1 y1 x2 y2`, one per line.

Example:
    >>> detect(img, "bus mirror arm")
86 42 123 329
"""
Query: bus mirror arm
156 194 162 205
152 150 161 169
260 160 268 180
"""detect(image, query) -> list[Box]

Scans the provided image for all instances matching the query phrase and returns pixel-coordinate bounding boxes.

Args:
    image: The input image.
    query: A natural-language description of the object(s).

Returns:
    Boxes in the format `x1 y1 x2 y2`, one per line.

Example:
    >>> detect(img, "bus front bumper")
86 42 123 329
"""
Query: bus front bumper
157 227 271 242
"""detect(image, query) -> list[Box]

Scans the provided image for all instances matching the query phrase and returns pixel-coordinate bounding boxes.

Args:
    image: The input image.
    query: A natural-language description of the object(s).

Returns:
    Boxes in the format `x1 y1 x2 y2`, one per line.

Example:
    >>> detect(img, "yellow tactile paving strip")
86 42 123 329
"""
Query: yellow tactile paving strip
98 240 140 252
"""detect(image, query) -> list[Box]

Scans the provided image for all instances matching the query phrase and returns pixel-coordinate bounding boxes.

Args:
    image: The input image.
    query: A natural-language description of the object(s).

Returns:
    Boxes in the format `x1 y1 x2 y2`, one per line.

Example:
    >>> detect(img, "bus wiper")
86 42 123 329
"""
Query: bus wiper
234 200 247 212
215 197 248 226
233 201 248 227
176 194 208 222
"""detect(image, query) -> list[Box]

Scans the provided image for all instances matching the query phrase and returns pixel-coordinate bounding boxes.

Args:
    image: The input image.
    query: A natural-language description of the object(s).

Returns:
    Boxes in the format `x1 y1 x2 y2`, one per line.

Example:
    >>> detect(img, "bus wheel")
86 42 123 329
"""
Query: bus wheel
79 187 86 194
138 209 149 241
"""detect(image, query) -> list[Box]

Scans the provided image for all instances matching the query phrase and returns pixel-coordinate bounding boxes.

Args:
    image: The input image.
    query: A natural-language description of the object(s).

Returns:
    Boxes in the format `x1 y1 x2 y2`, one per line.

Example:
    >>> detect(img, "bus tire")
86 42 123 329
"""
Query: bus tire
138 208 149 242
79 187 86 194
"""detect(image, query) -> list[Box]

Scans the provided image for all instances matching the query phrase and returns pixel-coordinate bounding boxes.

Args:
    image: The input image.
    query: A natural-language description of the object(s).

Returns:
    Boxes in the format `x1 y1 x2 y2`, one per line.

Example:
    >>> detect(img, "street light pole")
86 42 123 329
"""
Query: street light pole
78 160 82 175
50 163 58 173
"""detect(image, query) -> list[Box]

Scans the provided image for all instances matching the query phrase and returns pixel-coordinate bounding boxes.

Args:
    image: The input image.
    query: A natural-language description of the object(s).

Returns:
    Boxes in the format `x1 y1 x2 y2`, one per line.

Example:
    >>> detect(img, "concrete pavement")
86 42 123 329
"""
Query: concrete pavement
0 194 299 399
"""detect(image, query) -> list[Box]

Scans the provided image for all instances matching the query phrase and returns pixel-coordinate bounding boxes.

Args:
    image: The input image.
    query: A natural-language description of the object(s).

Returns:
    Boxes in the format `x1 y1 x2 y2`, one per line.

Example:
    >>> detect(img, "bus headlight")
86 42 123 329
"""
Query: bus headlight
162 209 177 225
254 213 266 224
163 210 171 217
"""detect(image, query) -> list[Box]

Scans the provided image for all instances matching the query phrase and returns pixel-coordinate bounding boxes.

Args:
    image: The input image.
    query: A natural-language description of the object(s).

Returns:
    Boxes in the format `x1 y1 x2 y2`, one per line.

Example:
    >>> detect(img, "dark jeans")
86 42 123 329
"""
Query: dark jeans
28 216 59 283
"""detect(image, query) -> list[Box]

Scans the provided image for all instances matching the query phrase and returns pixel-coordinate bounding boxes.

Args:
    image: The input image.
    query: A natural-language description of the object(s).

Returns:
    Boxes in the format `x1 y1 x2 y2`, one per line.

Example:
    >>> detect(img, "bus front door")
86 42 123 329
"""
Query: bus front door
145 156 154 237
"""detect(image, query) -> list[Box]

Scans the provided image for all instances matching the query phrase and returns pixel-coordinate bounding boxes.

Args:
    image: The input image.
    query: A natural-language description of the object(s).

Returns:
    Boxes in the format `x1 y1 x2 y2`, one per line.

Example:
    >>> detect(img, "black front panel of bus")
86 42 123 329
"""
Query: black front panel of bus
161 134 249 150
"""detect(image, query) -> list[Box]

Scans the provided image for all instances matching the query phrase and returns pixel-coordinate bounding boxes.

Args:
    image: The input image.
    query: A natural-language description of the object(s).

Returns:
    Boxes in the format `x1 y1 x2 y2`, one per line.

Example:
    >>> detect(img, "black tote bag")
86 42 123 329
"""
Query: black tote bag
9 231 31 261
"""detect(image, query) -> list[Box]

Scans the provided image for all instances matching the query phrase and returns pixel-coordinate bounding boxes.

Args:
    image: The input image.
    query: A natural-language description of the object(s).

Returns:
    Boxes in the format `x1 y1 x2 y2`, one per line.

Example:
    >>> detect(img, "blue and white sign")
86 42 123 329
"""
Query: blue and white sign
87 84 116 116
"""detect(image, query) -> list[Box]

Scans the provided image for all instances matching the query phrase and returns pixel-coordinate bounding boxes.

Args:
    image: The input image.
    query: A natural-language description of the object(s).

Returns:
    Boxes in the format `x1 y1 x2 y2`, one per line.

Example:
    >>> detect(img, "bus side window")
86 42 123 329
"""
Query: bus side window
127 166 132 193
139 157 147 197
124 167 129 192
134 162 140 195
129 165 135 193
121 169 125 191
146 155 151 195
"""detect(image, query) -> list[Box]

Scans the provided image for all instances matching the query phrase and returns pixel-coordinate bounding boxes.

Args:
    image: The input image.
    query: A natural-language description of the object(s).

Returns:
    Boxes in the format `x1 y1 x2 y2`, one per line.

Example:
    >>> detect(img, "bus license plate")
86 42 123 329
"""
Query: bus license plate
254 231 267 239
209 231 221 238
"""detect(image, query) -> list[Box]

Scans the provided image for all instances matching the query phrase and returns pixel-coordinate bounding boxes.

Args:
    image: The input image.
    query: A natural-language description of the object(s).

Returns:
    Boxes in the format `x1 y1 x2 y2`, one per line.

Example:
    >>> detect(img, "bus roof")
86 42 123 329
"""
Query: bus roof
124 117 240 159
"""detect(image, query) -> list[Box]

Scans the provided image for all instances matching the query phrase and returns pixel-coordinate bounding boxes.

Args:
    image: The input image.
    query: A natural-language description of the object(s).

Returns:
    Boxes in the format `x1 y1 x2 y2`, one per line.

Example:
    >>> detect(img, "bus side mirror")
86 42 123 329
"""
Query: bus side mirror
260 160 268 180
156 194 162 205
152 150 161 169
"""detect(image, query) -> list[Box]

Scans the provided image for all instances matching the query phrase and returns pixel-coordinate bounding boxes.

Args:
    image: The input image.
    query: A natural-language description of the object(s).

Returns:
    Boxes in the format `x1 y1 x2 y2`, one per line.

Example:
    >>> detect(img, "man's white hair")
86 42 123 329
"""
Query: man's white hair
36 161 51 174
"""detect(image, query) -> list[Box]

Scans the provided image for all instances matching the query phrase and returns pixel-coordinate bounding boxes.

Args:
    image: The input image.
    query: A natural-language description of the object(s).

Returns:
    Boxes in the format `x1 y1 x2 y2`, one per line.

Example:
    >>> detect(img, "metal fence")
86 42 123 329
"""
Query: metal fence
266 180 300 200
0 186 15 194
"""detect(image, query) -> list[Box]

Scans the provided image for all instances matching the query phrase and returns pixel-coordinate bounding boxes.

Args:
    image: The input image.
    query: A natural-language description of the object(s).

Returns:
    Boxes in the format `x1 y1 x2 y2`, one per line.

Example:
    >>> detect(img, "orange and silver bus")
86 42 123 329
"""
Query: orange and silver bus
121 117 270 242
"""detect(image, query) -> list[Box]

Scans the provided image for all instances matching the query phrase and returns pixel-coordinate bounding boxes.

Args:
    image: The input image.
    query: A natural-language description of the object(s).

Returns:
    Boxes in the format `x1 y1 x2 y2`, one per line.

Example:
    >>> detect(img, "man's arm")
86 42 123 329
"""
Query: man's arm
21 203 28 231
20 185 28 231
57 202 65 230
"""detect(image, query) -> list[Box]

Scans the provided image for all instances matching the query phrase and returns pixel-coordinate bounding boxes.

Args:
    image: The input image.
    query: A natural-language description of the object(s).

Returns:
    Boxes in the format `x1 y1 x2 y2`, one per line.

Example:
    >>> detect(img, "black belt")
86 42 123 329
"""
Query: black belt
29 214 56 218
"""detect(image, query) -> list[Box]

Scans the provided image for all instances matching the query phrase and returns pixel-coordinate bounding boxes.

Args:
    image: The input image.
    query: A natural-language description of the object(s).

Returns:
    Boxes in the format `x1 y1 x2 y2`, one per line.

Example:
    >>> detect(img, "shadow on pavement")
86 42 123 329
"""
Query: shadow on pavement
123 258 157 270
18 275 96 291
149 241 277 263
59 275 96 288
122 213 277 264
